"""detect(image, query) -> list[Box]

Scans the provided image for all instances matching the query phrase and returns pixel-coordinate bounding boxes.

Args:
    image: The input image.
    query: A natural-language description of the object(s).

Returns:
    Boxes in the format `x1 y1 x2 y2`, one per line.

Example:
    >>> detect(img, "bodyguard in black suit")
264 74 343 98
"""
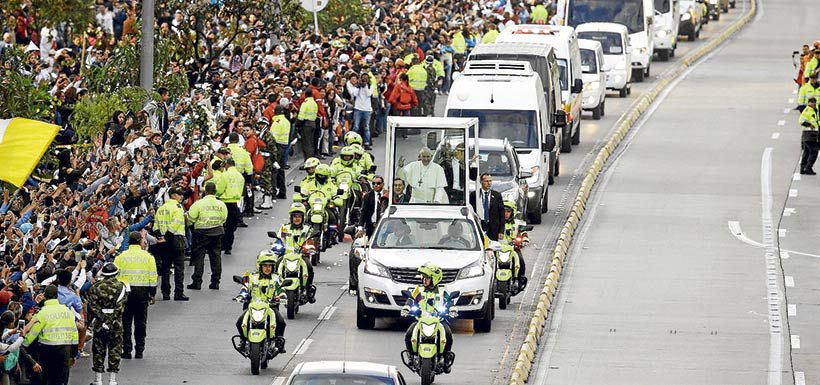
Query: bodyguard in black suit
359 175 389 237
469 173 505 241
392 178 412 204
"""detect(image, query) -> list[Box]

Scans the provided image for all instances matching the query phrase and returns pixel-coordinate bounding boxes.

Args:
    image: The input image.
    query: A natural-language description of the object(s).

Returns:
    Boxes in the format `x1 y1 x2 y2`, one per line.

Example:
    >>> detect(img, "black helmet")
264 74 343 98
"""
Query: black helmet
100 262 119 277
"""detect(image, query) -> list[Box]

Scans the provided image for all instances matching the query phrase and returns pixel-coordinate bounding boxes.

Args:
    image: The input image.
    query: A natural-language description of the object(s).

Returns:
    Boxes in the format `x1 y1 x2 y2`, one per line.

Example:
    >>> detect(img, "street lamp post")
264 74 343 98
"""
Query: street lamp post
140 0 155 92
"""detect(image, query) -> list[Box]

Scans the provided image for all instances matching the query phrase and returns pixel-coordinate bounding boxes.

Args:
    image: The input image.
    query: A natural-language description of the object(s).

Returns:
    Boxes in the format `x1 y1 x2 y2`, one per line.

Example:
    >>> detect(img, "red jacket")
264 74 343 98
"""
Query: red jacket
244 133 267 173
388 81 418 111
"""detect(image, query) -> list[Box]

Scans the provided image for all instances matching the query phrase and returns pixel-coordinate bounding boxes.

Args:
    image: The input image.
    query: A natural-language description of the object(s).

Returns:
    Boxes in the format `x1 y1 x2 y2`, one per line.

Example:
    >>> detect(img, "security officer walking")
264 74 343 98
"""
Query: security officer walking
219 158 246 254
270 105 291 199
297 89 319 159
115 232 159 359
187 182 228 290
800 97 820 175
154 187 189 301
87 262 129 385
23 285 80 385
407 57 428 116
227 133 255 218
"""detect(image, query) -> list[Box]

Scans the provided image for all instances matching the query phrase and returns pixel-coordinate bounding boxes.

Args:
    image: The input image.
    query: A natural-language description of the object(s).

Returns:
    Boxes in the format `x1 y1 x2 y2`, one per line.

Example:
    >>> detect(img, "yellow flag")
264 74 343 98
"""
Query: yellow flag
0 118 59 187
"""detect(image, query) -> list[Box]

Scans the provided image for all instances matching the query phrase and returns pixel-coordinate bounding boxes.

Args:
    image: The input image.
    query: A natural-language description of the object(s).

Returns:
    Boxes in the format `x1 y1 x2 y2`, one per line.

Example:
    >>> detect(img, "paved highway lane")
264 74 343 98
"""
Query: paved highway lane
531 0 810 384
69 6 749 384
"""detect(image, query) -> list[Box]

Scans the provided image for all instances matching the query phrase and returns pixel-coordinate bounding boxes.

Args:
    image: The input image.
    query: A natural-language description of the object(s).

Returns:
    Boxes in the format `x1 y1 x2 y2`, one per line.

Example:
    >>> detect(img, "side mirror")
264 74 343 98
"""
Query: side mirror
232 275 243 284
571 78 583 93
426 132 439 150
449 291 461 300
542 133 556 153
293 185 301 194
452 71 462 81
552 110 567 128
518 169 533 179
369 165 377 172
469 166 478 181
266 231 279 239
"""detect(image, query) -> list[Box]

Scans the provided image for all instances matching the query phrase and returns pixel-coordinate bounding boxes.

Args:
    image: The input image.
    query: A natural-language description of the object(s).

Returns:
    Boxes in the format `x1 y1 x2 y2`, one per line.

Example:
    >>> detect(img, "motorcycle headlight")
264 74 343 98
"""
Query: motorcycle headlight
312 203 323 211
497 251 512 263
250 308 266 323
458 260 484 280
420 323 437 337
681 12 691 21
285 259 299 272
364 259 391 278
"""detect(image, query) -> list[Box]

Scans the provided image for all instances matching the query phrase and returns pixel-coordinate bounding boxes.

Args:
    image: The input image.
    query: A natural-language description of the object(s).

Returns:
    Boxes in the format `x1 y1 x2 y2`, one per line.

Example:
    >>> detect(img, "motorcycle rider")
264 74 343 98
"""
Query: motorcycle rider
277 203 317 302
298 157 321 193
401 263 455 372
234 251 287 353
501 201 528 288
350 143 374 174
331 146 362 177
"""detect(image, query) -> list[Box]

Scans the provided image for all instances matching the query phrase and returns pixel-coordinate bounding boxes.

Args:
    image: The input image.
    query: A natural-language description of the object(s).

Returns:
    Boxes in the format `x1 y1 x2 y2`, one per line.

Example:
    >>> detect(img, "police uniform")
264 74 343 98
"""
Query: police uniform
114 245 158 357
298 97 319 158
270 114 291 198
188 194 228 289
218 166 245 253
799 103 820 174
23 298 79 385
227 143 254 217
154 198 187 299
407 64 428 116
87 274 128 375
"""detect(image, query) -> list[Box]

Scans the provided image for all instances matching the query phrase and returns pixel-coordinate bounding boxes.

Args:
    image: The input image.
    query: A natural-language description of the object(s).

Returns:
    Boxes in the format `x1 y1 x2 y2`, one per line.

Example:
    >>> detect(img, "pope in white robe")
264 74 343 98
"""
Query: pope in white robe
397 148 449 204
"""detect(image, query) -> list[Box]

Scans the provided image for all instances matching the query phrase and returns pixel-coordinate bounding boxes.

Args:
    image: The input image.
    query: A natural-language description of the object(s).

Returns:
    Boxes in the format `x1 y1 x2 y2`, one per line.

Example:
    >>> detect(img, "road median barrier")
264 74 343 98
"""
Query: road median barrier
507 0 758 383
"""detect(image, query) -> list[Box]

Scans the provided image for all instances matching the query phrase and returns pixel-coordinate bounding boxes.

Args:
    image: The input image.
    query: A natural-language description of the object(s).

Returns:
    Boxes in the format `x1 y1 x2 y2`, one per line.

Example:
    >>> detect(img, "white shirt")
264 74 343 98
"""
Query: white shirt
398 160 448 204
476 188 492 221
346 80 373 112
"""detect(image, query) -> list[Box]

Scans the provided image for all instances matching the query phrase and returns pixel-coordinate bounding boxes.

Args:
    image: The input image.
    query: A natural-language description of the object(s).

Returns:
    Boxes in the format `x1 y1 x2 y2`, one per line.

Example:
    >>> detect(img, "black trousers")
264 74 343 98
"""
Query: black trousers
276 143 287 196
404 322 453 353
35 344 72 385
223 202 239 252
349 248 361 291
517 250 527 281
801 131 818 171
243 174 254 216
300 121 317 158
191 230 223 287
122 286 150 354
159 237 185 297
235 307 286 338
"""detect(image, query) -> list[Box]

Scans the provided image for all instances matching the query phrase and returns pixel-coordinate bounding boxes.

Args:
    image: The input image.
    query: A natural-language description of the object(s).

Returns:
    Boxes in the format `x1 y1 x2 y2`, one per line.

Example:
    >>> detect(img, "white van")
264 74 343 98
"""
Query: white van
446 60 559 224
653 0 680 61
563 0 656 82
578 39 607 119
496 24 583 154
576 23 632 97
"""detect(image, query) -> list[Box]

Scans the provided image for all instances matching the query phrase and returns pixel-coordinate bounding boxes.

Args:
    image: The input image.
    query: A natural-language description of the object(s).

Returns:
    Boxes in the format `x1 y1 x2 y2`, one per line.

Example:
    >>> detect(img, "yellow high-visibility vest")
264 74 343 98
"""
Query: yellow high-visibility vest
298 97 318 121
114 245 158 288
188 194 228 230
219 167 245 203
23 299 78 347
154 199 185 236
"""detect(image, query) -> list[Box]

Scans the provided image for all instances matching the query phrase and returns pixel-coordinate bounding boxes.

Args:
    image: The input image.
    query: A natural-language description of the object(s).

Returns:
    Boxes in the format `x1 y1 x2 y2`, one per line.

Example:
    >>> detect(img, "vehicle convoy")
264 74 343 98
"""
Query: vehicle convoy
653 0 680 60
678 0 704 41
578 39 607 119
706 0 729 20
284 361 407 385
563 0 656 82
446 61 560 224
495 25 582 154
357 117 496 333
576 22 633 97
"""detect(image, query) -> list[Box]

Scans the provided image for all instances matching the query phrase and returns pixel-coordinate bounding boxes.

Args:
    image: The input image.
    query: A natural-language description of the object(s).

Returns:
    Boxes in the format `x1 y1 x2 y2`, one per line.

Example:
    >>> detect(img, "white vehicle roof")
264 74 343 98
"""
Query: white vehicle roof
386 204 473 220
575 22 630 35
387 116 478 129
447 61 543 112
578 38 603 52
292 361 396 377
497 24 576 55
470 41 556 58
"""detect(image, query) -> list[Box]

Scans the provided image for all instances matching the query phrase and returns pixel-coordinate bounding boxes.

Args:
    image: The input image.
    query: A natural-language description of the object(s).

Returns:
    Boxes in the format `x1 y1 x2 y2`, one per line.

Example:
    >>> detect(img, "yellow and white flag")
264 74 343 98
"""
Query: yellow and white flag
0 118 59 187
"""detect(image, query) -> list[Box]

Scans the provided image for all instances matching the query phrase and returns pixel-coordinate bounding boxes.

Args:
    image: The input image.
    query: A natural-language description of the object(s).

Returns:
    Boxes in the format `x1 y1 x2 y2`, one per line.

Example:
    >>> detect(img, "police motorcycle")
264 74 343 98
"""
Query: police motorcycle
495 219 533 309
400 289 461 385
276 251 317 319
293 186 345 258
334 169 363 241
231 270 293 375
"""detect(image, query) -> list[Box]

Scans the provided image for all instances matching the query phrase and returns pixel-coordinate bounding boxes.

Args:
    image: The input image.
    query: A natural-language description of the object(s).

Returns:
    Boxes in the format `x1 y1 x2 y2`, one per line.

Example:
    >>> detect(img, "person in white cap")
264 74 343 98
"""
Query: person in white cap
397 148 449 204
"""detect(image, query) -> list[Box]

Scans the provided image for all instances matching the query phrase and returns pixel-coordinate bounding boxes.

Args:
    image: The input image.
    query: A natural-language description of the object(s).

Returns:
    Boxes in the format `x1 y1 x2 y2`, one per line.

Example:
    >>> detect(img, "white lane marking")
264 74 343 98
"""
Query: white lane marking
778 229 787 238
788 304 797 317
793 173 801 181
778 120 786 126
785 276 794 287
761 147 784 385
795 372 806 385
729 221 820 258
791 335 801 349
784 108 791 114
784 208 796 216
781 251 791 259
788 98 795 104
771 132 780 139
293 338 313 355
323 306 337 320
317 306 331 320
271 377 286 385
790 189 799 197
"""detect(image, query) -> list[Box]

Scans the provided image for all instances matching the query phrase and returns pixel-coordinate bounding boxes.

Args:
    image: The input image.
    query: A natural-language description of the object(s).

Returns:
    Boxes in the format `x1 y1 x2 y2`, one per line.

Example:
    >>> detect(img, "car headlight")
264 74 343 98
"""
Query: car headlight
584 81 600 91
501 188 518 202
615 61 626 70
458 260 484 280
528 166 541 188
681 12 691 20
250 308 266 322
420 322 437 337
364 259 390 278
285 259 299 272
497 251 512 263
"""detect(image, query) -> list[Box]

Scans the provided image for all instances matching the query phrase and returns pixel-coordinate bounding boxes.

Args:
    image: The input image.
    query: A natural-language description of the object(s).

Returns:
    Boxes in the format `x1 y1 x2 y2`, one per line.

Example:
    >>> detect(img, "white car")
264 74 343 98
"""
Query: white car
576 23 633 97
653 0 680 60
579 39 607 119
285 361 406 385
357 205 495 332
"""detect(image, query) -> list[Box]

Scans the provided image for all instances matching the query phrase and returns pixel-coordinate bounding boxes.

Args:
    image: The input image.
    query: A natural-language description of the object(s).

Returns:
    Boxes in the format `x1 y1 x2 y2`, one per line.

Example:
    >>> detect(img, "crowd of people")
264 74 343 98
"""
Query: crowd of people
796 41 820 175
0 0 559 383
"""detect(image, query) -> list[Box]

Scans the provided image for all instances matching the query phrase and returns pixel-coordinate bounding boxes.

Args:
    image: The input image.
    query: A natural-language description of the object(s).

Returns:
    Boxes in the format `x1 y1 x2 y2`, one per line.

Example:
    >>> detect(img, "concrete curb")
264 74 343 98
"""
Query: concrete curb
507 1 758 383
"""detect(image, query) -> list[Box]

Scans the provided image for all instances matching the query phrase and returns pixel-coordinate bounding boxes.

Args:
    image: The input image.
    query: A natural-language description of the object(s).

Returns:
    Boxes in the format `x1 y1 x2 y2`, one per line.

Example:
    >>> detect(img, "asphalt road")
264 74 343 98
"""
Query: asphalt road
69 7 750 384
529 0 812 384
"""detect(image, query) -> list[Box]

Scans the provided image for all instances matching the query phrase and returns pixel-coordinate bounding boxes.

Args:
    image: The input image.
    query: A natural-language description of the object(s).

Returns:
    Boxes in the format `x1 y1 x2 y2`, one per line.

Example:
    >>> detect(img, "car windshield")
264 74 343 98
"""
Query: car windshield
290 374 395 385
392 127 467 206
577 31 624 54
446 109 538 149
654 0 671 12
372 218 480 251
580 49 598 73
569 0 646 34
557 59 569 90
479 150 513 176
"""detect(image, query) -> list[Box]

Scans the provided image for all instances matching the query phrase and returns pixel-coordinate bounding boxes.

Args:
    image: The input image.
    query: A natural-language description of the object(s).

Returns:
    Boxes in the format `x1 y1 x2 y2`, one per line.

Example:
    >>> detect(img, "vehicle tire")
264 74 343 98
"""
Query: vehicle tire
286 290 297 319
527 201 542 224
644 65 650 77
601 100 606 117
250 342 261 375
554 156 560 176
658 49 670 61
713 11 720 20
619 87 628 97
473 301 493 333
261 346 269 369
689 30 696 41
548 152 556 185
421 357 435 385
592 104 602 120
671 47 676 58
356 298 375 329
627 86 632 95
541 186 549 213
561 126 573 153
730 0 736 8
632 68 644 82
498 281 509 310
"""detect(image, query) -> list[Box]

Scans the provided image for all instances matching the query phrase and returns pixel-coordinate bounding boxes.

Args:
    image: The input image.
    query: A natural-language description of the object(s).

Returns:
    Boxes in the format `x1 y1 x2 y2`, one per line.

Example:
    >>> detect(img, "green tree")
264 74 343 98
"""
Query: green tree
300 0 372 33
0 49 54 121
70 86 151 139
0 0 94 32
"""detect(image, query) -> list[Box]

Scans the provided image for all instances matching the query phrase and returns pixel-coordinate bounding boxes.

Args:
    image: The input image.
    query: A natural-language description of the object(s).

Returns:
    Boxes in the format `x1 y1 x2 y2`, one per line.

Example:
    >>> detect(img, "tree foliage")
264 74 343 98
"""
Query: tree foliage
0 0 94 31
70 86 150 139
300 0 373 33
0 49 54 121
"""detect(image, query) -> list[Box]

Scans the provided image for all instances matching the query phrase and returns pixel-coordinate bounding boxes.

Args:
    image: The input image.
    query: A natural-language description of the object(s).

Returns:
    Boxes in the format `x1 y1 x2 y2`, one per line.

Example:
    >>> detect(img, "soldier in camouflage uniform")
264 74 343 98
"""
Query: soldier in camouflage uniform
87 262 129 385
256 118 280 210
423 55 439 117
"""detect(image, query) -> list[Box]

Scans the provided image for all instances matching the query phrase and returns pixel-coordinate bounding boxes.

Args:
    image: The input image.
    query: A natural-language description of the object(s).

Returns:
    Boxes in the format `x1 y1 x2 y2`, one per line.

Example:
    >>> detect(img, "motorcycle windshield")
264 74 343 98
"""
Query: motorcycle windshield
289 374 395 385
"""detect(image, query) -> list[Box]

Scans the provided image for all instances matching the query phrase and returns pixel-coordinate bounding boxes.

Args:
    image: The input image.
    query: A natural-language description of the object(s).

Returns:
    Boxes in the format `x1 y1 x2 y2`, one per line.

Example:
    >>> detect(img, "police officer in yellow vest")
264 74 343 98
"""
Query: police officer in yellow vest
270 105 291 199
187 182 228 291
797 74 819 112
800 97 820 175
298 89 319 159
227 132 255 218
481 23 500 44
23 285 80 385
154 187 189 301
114 232 158 359
219 158 246 255
407 57 429 116
531 3 549 24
